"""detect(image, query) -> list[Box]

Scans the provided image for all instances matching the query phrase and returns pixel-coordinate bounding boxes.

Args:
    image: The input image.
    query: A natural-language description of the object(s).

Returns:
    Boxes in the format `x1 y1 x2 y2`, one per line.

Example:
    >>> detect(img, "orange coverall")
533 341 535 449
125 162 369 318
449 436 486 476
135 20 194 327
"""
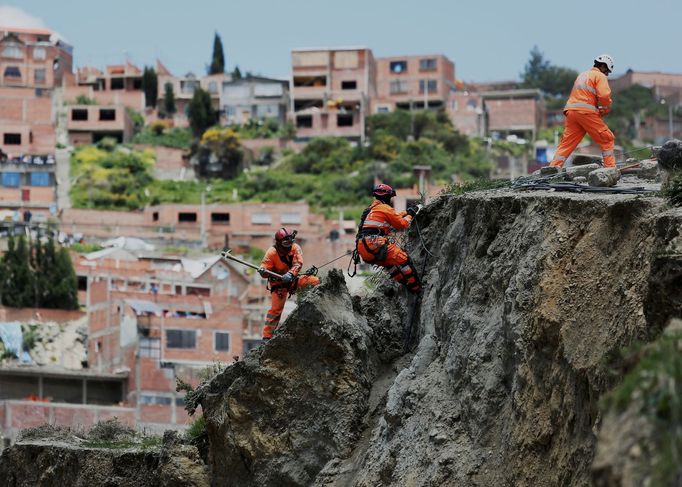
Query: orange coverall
549 67 616 168
356 199 421 293
260 243 320 339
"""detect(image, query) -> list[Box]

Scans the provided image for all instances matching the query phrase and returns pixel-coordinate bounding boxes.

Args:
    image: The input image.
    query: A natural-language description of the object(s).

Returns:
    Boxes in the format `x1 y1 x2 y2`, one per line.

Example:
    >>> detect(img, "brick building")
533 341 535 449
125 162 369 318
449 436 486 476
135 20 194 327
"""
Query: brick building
0 25 73 90
373 54 454 112
480 89 545 139
291 47 375 141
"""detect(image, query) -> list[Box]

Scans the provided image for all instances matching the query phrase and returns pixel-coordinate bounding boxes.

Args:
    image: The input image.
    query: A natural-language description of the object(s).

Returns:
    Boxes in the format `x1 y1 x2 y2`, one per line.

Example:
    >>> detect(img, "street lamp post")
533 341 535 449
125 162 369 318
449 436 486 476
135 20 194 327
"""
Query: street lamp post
201 185 212 248
661 99 674 139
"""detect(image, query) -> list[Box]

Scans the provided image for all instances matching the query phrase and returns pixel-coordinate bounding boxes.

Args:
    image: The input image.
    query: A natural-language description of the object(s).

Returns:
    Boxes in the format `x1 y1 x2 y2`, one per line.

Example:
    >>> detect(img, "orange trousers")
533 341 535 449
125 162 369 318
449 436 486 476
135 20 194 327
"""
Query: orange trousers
262 275 320 339
549 110 616 168
357 237 421 293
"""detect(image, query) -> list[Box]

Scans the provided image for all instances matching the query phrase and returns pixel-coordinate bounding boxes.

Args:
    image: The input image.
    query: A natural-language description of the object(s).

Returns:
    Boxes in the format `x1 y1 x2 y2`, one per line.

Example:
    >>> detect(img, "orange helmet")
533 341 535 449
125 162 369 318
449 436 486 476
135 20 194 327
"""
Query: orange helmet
274 228 296 248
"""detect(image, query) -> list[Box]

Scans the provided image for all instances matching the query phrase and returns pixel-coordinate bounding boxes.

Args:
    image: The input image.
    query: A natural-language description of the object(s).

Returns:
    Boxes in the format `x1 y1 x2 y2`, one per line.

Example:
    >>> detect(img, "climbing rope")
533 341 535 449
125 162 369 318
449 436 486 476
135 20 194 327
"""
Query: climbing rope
303 250 353 276
412 215 436 258
514 181 655 194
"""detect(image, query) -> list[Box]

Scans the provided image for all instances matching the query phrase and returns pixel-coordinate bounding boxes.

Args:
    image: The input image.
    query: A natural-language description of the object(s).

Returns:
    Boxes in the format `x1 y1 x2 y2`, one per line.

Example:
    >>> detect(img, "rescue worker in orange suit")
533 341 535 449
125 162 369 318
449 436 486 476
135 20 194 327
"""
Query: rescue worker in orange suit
549 54 616 169
258 228 320 340
356 184 422 293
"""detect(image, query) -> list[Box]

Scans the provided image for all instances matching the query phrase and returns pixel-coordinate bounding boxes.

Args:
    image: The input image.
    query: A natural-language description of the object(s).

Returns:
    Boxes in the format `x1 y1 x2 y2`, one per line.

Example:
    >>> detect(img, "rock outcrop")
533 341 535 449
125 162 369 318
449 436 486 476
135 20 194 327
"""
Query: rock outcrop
190 189 682 486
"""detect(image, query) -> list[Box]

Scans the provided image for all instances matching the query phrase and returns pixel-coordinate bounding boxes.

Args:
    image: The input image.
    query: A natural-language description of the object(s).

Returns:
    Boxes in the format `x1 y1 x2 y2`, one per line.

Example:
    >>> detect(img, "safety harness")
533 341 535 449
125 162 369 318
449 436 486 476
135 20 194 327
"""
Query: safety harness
266 248 299 296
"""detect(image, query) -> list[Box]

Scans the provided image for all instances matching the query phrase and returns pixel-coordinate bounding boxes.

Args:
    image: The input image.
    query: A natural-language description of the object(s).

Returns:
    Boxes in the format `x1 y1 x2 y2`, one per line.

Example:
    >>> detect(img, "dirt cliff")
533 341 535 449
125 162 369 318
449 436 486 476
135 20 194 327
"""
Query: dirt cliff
189 189 681 486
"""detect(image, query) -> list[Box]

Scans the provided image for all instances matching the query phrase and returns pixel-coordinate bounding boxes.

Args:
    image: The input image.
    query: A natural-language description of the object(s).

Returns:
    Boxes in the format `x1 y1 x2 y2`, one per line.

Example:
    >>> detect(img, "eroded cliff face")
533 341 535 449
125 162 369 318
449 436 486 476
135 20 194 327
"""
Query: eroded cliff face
196 190 682 487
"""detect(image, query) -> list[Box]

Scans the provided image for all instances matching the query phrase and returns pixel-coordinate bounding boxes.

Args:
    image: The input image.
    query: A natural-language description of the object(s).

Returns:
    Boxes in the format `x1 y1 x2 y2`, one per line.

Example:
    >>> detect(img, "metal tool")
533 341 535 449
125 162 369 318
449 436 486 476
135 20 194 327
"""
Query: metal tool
220 249 283 280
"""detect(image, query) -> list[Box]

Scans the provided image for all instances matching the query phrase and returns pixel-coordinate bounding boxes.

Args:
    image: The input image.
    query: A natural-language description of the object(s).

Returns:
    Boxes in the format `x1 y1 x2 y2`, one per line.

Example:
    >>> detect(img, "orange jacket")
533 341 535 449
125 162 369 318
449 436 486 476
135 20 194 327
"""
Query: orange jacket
360 199 413 235
564 67 612 115
260 243 304 282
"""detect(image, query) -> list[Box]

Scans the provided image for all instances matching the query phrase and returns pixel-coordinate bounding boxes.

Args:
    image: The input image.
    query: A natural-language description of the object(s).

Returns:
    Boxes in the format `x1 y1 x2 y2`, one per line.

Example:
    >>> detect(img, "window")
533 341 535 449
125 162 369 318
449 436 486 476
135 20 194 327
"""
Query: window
139 394 172 405
466 99 478 110
215 332 230 352
33 47 46 60
99 109 116 121
110 78 124 90
29 172 50 186
166 329 196 349
139 337 161 358
1 173 21 187
419 58 437 71
390 61 407 74
337 113 353 127
281 212 301 225
132 78 142 90
2 44 22 59
254 83 283 97
152 212 159 222
178 212 197 223
389 80 408 94
251 212 272 225
4 66 21 78
256 104 277 118
211 212 230 224
34 68 46 84
296 115 312 128
341 80 357 90
71 109 88 121
419 80 438 93
376 106 390 113
208 81 217 93
3 133 21 145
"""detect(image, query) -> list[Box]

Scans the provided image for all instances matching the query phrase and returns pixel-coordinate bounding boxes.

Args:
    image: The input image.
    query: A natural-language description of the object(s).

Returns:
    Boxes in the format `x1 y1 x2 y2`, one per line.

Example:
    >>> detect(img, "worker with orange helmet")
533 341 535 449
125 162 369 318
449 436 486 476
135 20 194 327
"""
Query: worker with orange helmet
356 184 422 293
549 54 617 169
258 228 320 340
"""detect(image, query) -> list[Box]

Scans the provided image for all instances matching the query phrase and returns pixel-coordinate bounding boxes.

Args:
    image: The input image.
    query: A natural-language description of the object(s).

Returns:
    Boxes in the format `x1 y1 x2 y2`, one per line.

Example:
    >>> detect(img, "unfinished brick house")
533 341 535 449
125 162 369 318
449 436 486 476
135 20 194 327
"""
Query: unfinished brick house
290 47 376 142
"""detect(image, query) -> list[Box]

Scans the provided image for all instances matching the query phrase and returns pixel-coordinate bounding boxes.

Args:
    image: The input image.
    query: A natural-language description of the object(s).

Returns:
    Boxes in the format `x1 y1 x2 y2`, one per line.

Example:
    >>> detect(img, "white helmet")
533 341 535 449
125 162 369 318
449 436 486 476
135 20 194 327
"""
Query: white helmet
594 54 614 73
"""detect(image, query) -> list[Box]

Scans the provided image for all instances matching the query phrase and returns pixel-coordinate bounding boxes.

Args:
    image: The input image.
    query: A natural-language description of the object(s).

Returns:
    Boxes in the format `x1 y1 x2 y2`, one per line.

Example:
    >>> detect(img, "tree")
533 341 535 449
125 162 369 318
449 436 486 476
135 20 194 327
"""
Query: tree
232 65 242 80
188 87 217 137
163 82 176 117
520 46 578 97
195 127 244 179
49 247 79 310
209 32 225 74
141 66 158 108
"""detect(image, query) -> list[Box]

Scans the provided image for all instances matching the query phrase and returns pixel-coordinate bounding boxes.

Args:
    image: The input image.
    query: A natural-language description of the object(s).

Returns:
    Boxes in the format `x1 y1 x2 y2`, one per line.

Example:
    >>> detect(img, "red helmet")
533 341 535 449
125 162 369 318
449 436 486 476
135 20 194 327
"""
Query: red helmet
274 228 296 248
372 183 396 199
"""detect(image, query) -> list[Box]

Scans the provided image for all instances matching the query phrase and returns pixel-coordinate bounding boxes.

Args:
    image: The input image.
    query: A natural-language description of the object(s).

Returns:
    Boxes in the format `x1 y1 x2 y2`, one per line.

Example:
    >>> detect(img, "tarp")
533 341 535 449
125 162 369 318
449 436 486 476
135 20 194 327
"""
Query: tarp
0 321 32 363
102 236 156 252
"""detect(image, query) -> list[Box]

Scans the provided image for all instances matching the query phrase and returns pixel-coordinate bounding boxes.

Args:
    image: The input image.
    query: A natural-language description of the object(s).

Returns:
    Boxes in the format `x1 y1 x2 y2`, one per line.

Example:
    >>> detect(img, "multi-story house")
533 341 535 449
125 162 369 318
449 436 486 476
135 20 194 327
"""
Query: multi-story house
0 25 73 90
65 104 133 145
156 66 230 122
373 54 455 112
481 88 545 140
290 47 375 142
221 76 289 125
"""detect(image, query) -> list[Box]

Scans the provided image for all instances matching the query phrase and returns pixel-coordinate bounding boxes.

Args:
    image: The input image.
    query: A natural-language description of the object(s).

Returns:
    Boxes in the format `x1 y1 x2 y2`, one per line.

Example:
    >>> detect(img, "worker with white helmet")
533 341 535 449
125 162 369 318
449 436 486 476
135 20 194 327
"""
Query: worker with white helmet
549 54 617 169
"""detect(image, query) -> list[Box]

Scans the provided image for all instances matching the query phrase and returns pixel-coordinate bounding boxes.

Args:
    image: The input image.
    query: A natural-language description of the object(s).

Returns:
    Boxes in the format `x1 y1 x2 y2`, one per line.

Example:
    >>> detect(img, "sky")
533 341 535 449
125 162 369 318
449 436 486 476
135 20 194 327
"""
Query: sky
1 0 680 82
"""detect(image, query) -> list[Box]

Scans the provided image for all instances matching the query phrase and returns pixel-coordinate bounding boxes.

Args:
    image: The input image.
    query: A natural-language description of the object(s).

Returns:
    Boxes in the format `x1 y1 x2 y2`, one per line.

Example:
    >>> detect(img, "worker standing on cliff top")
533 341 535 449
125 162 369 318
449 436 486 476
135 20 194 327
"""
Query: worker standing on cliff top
356 184 422 293
258 228 320 340
549 54 616 169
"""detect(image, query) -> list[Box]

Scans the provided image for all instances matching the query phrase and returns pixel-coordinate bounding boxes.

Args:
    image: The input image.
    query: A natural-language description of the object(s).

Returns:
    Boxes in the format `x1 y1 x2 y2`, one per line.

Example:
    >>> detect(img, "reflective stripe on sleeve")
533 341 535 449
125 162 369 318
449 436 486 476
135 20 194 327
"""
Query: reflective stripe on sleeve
572 83 597 95
363 220 391 228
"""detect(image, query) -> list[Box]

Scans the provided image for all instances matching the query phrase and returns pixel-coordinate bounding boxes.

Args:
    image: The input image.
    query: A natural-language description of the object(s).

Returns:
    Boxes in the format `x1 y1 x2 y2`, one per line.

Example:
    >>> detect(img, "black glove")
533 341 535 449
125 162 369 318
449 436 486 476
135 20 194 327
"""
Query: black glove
280 271 294 284
406 204 423 217
257 267 268 278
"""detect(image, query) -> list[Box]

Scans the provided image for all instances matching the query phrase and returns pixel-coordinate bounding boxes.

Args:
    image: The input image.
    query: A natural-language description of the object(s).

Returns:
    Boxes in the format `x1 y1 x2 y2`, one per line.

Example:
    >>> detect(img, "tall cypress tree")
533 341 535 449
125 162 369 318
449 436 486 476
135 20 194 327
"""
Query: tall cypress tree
188 87 217 137
163 82 176 116
209 32 225 75
51 247 79 310
142 66 158 108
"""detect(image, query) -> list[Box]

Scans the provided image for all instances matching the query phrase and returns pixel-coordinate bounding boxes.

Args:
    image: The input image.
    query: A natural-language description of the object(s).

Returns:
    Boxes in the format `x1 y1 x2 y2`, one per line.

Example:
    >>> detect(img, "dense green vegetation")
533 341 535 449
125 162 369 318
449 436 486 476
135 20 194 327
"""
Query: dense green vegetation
132 124 193 149
70 142 154 209
0 235 78 310
73 109 496 216
603 328 682 486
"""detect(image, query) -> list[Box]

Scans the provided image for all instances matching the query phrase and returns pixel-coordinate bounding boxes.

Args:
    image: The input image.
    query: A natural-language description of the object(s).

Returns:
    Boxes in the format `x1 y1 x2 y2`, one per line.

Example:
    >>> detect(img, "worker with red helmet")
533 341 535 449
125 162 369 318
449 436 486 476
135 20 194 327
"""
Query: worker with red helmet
258 228 320 340
356 184 422 293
